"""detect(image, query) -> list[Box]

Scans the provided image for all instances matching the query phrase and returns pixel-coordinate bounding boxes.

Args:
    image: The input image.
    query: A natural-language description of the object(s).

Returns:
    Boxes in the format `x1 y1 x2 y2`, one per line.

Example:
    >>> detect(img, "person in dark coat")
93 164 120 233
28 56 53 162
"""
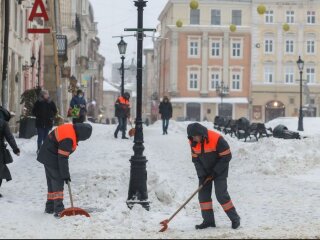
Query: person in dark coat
32 90 58 152
187 122 240 230
114 92 130 139
0 108 20 198
70 89 87 124
159 96 173 135
37 123 92 217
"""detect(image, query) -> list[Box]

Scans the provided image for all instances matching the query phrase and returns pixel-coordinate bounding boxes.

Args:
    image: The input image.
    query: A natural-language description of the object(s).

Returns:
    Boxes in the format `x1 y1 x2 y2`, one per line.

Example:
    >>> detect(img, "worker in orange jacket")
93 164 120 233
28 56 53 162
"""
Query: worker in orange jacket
37 123 92 218
187 122 240 230
114 92 131 139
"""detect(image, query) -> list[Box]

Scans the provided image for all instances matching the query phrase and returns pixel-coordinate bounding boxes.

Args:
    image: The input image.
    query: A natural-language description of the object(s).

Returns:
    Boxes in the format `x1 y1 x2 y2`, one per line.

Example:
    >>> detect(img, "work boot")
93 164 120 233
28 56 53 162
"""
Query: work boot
114 132 118 139
122 136 129 139
0 193 3 198
195 221 216 230
232 218 241 229
54 212 62 219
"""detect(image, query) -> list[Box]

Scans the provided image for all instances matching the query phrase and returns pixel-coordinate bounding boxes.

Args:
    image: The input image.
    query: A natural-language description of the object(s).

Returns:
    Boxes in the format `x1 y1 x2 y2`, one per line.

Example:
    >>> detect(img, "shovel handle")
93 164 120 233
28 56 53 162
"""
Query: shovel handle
167 179 211 223
67 181 74 209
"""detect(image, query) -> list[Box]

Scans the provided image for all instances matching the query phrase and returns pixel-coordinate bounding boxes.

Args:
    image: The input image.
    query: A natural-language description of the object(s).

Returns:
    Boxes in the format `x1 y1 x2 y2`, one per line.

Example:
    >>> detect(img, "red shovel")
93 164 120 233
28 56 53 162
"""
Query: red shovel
60 182 90 218
159 177 213 232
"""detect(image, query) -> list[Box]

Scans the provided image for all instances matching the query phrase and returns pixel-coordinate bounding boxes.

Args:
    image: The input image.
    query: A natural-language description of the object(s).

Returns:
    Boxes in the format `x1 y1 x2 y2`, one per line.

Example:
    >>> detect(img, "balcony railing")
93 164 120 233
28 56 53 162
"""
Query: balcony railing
56 34 68 62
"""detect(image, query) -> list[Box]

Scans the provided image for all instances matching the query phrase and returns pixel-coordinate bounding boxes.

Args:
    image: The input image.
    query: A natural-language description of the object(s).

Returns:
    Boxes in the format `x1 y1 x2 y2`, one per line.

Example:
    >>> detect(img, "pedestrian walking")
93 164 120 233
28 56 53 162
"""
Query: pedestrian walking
0 107 20 198
32 90 57 153
69 90 87 124
159 96 172 135
187 122 240 230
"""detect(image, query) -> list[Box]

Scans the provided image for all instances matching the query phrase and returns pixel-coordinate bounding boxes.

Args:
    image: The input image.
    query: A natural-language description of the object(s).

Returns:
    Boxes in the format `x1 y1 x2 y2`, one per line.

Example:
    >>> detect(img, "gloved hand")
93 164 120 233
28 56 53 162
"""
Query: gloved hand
202 174 215 185
13 148 20 156
64 178 71 184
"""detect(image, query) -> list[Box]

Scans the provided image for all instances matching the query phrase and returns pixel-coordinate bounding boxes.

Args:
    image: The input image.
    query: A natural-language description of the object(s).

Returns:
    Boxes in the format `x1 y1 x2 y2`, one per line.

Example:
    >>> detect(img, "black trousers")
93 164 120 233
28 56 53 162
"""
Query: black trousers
45 166 65 214
198 178 240 223
115 117 127 137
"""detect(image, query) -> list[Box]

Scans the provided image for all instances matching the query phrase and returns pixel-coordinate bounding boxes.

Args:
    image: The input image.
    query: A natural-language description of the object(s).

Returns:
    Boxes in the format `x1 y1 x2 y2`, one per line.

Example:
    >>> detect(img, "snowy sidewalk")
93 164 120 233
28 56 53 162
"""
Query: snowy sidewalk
0 121 319 238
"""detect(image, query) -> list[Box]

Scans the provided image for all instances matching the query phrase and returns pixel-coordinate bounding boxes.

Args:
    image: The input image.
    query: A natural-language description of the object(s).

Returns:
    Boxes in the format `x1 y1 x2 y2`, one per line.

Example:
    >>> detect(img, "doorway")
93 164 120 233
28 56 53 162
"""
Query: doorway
186 103 201 121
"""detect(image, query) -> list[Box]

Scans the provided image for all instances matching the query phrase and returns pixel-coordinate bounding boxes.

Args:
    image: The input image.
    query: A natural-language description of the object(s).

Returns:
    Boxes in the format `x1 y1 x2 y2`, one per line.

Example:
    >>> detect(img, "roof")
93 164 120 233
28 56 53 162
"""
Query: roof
103 81 119 92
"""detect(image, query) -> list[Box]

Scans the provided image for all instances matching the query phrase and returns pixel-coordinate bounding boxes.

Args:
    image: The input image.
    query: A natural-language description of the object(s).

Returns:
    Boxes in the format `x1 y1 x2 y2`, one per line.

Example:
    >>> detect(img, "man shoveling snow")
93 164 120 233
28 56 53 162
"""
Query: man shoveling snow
37 123 92 218
187 123 241 230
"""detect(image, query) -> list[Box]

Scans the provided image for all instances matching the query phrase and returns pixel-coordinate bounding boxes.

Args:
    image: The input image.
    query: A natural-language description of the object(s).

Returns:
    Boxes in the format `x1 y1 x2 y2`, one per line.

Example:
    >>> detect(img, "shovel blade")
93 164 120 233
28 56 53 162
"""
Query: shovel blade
60 207 90 218
129 128 136 137
159 219 169 232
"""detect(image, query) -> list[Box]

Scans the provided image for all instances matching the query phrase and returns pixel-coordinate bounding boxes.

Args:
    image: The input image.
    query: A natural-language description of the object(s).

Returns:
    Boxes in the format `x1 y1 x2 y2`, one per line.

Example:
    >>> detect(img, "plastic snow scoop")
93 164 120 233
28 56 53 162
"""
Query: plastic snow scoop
159 177 213 232
60 182 90 218
128 121 136 137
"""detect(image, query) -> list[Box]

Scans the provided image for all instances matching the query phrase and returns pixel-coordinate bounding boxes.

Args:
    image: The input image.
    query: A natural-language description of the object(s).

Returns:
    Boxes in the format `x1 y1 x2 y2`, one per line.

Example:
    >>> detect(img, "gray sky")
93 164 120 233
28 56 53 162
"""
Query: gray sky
90 0 168 79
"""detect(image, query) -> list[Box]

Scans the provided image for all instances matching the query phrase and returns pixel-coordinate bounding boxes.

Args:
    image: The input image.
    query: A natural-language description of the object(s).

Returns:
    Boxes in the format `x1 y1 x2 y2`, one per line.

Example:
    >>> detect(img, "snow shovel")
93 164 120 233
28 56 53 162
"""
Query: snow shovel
60 182 90 218
128 120 136 137
159 177 213 232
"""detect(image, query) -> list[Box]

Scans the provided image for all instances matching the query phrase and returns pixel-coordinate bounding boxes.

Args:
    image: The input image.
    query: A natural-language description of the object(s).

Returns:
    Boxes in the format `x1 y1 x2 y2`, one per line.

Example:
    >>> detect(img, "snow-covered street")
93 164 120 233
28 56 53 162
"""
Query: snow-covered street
0 119 320 239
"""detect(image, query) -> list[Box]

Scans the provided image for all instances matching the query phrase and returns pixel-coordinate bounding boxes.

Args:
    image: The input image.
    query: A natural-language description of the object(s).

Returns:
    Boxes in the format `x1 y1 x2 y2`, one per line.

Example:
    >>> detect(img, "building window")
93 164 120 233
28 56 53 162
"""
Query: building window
307 40 315 54
14 2 18 33
231 40 242 58
188 38 200 58
285 40 294 54
307 11 316 24
232 10 242 26
264 65 274 83
285 66 294 84
231 72 241 90
265 10 274 24
211 40 221 58
211 9 221 25
286 10 295 23
209 71 220 90
190 9 200 25
265 39 273 53
188 70 200 90
306 67 316 84
20 9 24 38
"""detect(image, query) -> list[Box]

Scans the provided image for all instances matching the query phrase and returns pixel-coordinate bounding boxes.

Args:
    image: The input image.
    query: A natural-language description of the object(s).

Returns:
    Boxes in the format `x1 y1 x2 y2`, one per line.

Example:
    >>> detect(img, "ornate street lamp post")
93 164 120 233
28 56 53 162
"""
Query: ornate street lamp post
216 81 229 117
117 37 128 96
297 56 304 131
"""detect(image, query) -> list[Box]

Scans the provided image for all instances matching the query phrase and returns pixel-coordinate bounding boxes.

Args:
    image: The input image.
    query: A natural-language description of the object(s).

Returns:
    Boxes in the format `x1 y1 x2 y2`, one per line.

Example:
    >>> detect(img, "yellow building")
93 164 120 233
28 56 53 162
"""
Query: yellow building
251 0 320 122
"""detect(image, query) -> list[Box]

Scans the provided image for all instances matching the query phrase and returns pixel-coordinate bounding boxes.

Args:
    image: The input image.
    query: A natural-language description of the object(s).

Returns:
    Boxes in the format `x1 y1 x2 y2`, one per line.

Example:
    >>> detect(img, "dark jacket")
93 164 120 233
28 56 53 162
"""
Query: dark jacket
159 101 173 120
70 95 87 116
32 98 58 128
37 123 92 180
115 96 130 118
187 123 232 180
0 119 19 181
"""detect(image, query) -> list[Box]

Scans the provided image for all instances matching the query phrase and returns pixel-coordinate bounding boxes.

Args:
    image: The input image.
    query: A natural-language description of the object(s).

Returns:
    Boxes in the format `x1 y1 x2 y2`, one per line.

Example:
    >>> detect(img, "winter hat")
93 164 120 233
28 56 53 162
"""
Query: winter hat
41 89 49 97
77 89 84 96
74 123 92 142
123 92 130 100
187 123 208 138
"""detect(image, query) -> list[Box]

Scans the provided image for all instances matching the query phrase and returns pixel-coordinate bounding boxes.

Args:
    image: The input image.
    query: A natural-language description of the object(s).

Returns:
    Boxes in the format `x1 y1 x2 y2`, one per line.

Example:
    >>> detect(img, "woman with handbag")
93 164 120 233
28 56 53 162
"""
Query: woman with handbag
0 109 20 198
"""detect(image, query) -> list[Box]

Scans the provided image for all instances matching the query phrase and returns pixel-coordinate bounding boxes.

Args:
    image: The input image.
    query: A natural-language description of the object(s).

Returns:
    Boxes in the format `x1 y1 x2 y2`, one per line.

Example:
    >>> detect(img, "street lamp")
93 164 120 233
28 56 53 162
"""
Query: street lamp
216 81 229 117
126 0 150 211
117 37 128 96
297 56 304 131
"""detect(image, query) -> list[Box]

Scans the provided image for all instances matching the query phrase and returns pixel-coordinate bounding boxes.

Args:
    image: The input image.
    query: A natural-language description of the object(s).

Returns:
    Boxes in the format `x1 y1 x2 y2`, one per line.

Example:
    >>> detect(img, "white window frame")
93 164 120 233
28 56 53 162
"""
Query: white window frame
188 67 201 91
264 65 274 84
188 36 201 59
286 10 295 24
306 39 316 55
284 65 295 84
265 10 274 24
210 38 222 59
306 66 316 84
307 11 316 24
264 38 274 54
208 67 222 90
230 38 243 59
230 71 242 91
285 39 294 54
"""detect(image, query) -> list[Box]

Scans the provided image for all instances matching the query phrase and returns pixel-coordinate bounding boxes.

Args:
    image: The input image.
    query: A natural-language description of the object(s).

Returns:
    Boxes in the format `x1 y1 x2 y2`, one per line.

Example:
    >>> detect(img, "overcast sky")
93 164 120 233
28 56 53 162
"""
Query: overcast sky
90 0 168 79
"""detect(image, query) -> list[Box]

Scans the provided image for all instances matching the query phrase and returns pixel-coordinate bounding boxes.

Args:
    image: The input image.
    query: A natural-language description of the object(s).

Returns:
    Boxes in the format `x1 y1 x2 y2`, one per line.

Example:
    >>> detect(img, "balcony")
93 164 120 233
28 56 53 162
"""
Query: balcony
56 34 68 63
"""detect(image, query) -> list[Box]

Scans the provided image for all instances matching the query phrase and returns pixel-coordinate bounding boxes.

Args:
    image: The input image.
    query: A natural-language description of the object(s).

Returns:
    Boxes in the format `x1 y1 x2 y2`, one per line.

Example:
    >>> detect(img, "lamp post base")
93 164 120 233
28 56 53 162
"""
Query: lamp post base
298 110 304 132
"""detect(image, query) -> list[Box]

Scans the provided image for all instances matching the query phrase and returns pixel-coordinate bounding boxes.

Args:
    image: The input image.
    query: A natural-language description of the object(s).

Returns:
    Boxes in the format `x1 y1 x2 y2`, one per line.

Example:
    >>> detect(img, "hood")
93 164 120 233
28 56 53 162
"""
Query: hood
187 123 208 138
74 123 92 141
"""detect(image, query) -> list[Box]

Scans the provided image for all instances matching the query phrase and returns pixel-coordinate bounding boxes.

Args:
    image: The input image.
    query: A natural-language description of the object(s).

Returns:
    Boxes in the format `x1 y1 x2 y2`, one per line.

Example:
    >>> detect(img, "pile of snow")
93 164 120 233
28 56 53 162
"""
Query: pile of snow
0 120 319 238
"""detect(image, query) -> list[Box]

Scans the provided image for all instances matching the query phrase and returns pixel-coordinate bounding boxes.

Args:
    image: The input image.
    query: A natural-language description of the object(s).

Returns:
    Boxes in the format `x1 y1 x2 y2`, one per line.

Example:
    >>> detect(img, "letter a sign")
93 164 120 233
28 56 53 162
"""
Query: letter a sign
27 0 50 34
